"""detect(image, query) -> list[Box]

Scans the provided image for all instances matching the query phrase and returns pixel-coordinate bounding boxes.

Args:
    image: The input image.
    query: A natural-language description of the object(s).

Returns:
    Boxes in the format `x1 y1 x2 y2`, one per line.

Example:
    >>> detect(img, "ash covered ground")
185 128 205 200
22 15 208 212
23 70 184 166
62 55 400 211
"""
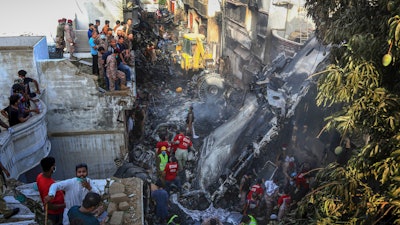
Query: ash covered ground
113 18 341 225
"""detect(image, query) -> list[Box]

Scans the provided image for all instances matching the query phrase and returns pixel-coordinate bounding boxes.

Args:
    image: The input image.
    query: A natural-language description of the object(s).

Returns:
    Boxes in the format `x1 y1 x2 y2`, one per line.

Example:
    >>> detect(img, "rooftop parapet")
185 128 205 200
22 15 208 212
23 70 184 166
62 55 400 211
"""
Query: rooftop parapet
0 99 51 179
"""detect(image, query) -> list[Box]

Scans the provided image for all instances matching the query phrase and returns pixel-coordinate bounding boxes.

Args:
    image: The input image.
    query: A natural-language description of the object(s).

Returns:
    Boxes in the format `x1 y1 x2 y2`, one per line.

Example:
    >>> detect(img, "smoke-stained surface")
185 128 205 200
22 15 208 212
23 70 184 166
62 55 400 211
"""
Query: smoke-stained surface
195 37 330 194
197 95 259 190
123 32 334 224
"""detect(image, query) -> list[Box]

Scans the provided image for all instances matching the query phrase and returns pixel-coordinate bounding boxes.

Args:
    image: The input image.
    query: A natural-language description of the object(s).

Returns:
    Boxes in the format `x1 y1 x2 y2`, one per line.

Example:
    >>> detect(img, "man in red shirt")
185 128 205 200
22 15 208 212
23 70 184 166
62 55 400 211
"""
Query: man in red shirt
156 135 171 156
247 179 264 200
243 179 264 216
277 188 291 221
36 157 65 225
173 129 194 171
163 156 181 194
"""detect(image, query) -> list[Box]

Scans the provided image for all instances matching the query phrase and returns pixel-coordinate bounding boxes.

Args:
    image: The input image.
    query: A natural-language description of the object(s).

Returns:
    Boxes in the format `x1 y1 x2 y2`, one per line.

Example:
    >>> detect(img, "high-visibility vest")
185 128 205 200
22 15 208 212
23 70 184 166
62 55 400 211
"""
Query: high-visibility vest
249 215 257 225
159 154 168 171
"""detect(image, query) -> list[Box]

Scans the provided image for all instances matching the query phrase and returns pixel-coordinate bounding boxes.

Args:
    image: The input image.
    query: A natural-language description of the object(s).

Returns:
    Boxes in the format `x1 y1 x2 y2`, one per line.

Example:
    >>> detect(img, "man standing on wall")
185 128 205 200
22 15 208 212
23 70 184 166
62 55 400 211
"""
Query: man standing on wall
37 157 65 225
87 23 94 40
55 18 66 57
94 19 100 34
89 31 99 75
65 19 77 60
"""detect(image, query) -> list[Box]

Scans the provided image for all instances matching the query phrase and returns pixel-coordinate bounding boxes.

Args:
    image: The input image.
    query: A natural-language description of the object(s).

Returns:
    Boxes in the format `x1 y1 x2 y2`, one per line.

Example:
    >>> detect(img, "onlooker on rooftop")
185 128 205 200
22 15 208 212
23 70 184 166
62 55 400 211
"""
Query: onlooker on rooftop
94 19 100 34
101 20 110 34
89 31 100 75
87 23 94 40
64 19 77 60
106 49 129 91
124 18 133 36
56 18 66 56
7 94 38 127
18 70 40 99
113 20 121 34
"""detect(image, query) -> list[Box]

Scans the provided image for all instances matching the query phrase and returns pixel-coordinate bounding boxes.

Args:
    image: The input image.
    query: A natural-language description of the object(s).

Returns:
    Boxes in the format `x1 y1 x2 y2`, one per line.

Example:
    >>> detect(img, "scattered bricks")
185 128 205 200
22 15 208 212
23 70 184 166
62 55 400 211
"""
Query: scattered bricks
109 182 125 195
109 211 124 225
110 193 129 203
107 202 117 215
119 201 130 211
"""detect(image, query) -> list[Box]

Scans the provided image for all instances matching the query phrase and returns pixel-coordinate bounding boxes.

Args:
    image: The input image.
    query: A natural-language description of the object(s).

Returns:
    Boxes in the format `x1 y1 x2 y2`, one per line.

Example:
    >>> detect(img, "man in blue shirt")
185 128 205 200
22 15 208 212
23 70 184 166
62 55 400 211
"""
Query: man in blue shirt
87 23 94 40
89 32 99 75
151 180 169 224
68 192 102 225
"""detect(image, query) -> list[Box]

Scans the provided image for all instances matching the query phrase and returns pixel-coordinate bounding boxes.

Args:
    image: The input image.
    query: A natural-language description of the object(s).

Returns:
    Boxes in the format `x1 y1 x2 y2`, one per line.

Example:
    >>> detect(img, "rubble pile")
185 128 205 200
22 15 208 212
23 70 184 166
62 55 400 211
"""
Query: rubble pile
105 177 143 225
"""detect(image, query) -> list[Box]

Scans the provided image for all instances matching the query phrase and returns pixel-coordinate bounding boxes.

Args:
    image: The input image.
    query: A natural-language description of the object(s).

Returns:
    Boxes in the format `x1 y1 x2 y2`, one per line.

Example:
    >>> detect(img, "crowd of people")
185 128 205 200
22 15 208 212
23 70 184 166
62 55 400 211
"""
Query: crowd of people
0 69 41 132
237 145 312 224
86 18 139 91
54 14 178 93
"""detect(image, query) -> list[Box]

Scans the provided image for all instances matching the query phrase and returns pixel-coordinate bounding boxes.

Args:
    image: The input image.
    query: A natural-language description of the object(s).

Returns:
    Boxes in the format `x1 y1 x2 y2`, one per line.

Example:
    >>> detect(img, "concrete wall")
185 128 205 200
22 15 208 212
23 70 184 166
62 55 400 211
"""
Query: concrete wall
38 59 134 179
50 133 125 179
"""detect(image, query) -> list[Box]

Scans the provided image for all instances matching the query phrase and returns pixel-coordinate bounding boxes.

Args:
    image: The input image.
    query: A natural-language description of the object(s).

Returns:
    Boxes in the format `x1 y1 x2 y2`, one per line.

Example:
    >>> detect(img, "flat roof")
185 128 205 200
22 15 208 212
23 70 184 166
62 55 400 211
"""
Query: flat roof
0 36 45 48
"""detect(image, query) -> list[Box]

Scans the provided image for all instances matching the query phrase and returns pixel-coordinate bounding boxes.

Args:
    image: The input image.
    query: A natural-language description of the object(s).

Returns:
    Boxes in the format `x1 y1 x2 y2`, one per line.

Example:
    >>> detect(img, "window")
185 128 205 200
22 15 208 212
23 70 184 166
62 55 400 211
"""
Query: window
257 13 268 38
183 38 193 55
226 3 246 26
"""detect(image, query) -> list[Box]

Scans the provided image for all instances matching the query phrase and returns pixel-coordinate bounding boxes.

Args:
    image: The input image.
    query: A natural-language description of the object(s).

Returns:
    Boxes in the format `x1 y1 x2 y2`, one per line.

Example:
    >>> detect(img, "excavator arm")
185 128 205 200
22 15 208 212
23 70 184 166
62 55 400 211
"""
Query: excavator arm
193 37 205 71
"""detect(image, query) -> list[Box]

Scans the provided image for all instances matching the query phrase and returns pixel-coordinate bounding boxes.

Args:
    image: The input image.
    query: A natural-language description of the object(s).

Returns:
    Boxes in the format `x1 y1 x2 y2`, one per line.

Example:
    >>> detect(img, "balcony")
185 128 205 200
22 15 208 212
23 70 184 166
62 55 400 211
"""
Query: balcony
0 99 51 179
194 1 208 17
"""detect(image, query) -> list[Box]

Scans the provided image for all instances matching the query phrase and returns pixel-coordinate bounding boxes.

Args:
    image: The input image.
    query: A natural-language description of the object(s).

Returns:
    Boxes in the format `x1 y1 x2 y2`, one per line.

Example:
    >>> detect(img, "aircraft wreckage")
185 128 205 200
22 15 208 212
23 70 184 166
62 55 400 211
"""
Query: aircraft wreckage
119 36 331 224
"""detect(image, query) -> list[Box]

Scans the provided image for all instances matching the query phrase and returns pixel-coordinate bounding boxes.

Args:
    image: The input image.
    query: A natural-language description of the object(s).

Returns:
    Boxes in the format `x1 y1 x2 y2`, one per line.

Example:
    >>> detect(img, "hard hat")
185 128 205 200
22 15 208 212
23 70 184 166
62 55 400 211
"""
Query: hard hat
176 87 183 93
161 146 167 151
334 146 343 155
270 214 278 220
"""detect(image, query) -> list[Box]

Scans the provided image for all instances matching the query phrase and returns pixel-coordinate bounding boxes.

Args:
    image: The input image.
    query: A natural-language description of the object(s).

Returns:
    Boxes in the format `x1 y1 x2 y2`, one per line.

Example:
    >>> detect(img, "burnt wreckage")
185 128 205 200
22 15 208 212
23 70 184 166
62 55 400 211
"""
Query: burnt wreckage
118 36 330 223
199 37 329 195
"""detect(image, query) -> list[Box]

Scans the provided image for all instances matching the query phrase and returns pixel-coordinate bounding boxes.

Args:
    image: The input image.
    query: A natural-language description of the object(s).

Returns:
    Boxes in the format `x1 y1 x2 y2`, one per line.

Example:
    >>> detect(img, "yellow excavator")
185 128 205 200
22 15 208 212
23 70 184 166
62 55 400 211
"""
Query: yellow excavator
177 33 213 74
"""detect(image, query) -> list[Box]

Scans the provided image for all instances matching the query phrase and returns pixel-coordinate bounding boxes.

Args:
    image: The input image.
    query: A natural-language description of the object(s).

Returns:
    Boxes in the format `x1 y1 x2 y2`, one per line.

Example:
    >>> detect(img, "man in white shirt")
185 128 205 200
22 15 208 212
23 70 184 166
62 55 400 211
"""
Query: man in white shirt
44 163 100 225
264 177 279 222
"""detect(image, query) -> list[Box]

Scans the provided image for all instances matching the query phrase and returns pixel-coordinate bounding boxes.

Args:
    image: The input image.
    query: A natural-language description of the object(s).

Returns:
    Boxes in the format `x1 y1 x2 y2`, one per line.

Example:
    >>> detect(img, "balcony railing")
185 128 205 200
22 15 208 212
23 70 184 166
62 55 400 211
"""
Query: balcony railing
194 1 207 17
0 99 51 179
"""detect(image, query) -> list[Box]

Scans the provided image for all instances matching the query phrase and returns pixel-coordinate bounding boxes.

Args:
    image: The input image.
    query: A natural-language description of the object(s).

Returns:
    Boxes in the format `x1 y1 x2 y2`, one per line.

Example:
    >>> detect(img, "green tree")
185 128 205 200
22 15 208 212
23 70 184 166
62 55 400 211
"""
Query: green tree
283 1 400 224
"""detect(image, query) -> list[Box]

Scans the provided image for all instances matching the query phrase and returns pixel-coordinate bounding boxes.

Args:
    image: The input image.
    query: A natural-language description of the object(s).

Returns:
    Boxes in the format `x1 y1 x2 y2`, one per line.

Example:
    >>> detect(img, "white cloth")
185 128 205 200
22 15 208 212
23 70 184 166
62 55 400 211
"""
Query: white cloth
128 117 135 133
264 180 279 197
48 177 100 224
285 156 295 162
